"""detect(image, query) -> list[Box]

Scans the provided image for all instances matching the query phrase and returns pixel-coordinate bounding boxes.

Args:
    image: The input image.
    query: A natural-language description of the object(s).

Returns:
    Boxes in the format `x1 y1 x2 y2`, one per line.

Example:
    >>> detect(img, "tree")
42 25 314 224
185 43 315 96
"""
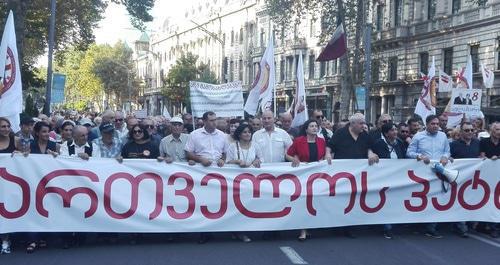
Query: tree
266 0 365 119
162 53 219 112
0 0 154 89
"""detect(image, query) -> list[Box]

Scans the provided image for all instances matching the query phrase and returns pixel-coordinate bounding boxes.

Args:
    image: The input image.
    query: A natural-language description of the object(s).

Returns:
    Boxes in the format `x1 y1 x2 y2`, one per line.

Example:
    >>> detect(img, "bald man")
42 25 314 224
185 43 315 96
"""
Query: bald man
252 110 292 163
60 125 93 160
279 112 299 138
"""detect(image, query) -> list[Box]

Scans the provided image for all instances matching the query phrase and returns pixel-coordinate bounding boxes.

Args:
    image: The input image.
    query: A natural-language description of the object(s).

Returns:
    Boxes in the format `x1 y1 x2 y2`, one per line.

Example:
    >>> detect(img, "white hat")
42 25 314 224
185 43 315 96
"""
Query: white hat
170 116 183 124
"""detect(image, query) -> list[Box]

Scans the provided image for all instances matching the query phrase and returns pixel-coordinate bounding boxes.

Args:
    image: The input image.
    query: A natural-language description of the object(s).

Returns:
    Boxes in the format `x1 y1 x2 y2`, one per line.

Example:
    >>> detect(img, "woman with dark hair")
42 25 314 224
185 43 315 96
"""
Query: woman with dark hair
371 122 405 239
30 121 59 156
226 124 261 168
286 119 327 241
121 124 160 159
25 121 59 253
60 120 75 144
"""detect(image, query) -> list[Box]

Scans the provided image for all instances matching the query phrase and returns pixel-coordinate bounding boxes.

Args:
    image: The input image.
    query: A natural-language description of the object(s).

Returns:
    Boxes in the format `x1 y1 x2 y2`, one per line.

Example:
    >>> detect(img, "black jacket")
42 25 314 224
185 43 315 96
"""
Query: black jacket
371 138 406 159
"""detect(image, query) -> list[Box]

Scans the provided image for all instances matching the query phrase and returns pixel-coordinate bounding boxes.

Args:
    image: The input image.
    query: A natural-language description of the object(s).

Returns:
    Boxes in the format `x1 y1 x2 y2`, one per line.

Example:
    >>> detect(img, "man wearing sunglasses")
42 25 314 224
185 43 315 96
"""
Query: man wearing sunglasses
114 111 128 140
312 109 332 141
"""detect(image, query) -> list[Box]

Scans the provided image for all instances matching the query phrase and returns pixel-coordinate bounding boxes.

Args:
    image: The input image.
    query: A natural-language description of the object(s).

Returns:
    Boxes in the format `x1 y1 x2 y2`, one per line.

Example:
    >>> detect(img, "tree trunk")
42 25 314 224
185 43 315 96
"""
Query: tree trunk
337 0 353 120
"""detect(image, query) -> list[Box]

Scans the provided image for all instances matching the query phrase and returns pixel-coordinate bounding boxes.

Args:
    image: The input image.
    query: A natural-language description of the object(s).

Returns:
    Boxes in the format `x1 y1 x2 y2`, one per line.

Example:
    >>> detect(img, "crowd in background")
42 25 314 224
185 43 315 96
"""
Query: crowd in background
0 108 498 253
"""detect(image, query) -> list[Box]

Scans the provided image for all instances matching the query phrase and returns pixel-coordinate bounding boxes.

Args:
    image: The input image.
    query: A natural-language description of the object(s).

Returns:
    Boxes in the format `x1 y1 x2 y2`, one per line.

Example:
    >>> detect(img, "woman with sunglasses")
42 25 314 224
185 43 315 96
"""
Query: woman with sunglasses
121 124 160 159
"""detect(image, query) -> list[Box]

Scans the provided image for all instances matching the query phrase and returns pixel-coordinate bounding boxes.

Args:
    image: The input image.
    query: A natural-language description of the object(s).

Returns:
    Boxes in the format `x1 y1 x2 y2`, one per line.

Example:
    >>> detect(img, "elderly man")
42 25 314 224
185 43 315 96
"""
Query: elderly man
479 122 500 238
92 123 123 159
279 112 299 138
159 117 189 163
252 110 292 163
407 114 450 239
142 117 161 146
369 114 392 145
89 110 115 141
60 125 93 160
114 111 128 140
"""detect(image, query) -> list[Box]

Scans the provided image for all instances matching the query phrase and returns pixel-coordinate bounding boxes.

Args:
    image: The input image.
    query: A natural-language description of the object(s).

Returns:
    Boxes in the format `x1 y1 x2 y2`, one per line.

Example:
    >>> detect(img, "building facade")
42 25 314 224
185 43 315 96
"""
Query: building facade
134 0 500 124
371 0 500 123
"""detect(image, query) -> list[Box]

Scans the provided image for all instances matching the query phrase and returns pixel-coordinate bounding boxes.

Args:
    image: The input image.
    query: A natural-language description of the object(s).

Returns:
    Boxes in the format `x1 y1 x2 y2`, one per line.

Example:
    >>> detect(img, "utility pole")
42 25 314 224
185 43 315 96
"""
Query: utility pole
364 23 372 123
44 0 56 115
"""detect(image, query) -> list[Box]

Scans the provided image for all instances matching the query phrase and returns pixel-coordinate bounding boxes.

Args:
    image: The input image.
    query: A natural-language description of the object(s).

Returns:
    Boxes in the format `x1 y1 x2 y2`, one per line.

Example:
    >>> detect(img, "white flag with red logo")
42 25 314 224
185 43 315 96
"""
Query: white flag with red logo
481 64 494 89
438 70 453 92
0 10 22 117
291 51 308 127
456 55 473 89
244 35 275 116
414 57 436 121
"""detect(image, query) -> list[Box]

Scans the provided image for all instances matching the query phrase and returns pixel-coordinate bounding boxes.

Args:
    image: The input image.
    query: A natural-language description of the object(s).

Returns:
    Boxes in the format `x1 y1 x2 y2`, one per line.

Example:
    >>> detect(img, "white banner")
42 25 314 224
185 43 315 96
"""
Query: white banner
190 81 244 118
450 88 482 117
0 154 498 233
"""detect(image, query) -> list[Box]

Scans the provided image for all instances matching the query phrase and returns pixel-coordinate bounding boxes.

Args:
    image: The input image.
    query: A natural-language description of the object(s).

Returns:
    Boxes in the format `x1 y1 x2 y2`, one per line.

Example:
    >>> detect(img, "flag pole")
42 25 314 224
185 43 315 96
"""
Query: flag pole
269 22 276 117
44 0 56 115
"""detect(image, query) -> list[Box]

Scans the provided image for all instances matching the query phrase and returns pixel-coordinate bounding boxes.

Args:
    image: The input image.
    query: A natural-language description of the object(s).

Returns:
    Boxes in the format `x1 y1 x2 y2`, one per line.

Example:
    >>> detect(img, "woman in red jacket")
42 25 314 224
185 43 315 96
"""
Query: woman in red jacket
286 119 326 241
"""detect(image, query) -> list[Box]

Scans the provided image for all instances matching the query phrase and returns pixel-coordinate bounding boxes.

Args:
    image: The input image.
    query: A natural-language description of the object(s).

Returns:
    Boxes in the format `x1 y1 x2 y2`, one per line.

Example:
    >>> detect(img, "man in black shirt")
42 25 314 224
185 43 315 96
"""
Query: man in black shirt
368 114 392 146
479 122 499 238
326 113 379 238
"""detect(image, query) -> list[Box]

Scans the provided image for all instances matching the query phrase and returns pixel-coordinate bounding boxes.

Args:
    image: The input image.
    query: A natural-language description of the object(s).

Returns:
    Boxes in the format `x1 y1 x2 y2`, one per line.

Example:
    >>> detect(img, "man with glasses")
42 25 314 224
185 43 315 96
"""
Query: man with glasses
312 109 332 141
159 116 189 163
114 111 128 140
397 122 411 153
142 117 161 146
407 114 450 239
369 114 392 145
449 121 480 238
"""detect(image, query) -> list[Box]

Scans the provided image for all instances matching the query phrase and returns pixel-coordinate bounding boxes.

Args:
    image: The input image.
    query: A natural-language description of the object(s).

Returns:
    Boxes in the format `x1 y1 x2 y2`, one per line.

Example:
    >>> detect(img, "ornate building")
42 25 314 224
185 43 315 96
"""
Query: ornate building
370 0 500 123
134 0 500 123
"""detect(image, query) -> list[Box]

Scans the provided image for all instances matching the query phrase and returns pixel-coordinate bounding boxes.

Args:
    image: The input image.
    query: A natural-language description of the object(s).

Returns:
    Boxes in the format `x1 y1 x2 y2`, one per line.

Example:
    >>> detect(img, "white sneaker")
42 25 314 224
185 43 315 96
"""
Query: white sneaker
1 240 11 254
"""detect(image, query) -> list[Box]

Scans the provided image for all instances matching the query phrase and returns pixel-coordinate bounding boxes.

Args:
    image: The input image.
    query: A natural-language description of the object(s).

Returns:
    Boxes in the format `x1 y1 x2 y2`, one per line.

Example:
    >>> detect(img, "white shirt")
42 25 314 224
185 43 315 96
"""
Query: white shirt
60 140 91 157
226 142 262 165
252 127 292 163
185 128 229 161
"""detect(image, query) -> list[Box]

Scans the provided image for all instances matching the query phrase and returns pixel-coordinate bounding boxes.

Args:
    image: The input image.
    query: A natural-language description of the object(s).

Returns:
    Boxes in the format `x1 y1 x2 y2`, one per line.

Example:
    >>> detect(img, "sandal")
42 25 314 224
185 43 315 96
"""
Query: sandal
26 242 37 254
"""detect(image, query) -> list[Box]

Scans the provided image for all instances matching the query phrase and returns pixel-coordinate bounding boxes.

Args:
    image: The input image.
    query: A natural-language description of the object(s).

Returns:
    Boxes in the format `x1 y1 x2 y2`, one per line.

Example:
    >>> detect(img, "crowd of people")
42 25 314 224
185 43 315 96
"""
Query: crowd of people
0 108 498 253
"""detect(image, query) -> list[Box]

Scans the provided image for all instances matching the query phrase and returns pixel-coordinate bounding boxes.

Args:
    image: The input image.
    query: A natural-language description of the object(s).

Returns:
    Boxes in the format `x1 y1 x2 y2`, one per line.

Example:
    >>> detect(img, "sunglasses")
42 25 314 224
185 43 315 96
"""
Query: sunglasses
463 129 474 132
316 115 324 119
145 125 155 129
382 120 392 124
133 130 143 134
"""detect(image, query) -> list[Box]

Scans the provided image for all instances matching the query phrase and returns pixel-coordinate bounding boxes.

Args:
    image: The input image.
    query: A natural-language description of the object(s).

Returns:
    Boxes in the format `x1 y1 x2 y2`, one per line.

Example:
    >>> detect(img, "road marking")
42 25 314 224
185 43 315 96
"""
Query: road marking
280 246 308 264
469 234 500 248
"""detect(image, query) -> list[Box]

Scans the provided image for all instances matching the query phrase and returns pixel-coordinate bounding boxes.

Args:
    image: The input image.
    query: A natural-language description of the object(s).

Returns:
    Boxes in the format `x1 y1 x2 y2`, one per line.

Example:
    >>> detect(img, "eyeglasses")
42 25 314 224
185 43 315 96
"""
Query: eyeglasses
115 118 124 122
133 130 143 134
382 120 392 124
316 115 324 119
145 125 155 129
463 129 474 132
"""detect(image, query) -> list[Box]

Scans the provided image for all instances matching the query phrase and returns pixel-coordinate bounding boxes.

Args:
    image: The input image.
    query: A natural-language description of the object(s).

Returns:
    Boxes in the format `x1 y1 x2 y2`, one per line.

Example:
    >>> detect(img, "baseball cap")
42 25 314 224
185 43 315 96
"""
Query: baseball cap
79 118 94 127
170 116 183 124
99 122 115 133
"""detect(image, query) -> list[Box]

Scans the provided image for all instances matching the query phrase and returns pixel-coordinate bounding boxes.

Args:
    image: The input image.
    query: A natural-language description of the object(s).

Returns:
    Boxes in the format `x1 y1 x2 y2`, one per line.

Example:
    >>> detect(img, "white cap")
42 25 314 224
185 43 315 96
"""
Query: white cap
170 116 183 124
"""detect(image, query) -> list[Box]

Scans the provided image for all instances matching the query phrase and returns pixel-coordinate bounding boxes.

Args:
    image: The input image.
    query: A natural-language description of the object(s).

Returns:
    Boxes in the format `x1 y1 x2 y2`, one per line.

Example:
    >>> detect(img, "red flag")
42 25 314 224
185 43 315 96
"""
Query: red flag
316 23 347 62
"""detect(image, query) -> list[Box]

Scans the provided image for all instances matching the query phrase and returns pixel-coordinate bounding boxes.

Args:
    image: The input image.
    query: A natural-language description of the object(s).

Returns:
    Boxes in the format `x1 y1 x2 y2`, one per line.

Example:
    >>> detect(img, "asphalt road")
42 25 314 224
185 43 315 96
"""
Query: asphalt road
1 226 499 265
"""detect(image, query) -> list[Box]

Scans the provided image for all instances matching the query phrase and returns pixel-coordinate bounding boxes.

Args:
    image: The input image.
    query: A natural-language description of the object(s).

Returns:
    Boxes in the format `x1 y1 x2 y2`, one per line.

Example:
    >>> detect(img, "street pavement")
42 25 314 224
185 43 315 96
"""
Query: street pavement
1 226 499 265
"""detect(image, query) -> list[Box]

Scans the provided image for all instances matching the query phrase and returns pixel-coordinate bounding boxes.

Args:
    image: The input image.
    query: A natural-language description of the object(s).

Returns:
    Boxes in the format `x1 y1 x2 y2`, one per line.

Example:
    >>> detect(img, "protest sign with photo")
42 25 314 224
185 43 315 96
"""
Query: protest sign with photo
450 88 482 117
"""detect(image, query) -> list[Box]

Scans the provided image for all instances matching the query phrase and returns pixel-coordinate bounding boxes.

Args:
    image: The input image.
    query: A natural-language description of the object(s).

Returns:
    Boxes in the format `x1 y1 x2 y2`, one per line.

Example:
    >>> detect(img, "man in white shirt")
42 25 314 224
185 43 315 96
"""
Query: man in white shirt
60 125 92 160
252 110 292 163
185 111 228 167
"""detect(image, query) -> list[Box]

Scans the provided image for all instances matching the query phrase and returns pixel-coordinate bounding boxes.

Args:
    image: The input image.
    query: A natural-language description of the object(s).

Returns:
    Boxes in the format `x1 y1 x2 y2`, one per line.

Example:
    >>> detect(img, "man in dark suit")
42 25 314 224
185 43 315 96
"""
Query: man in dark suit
454 93 466 105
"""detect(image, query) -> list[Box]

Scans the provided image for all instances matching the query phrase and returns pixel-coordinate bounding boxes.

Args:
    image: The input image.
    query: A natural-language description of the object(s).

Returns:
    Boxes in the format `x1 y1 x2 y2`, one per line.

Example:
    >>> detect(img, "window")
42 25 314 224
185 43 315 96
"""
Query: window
309 54 315 79
427 0 436 20
309 19 315 37
333 59 338 74
320 61 326 78
247 65 253 85
395 0 402 27
260 29 265 47
452 0 461 14
470 45 479 73
286 56 294 80
280 59 285 82
419 52 429 75
389 57 398 81
372 60 380 82
239 28 244 44
238 59 243 81
376 5 383 31
497 39 500 70
295 55 300 77
223 57 228 82
229 60 234 82
231 30 234 46
443 48 453 75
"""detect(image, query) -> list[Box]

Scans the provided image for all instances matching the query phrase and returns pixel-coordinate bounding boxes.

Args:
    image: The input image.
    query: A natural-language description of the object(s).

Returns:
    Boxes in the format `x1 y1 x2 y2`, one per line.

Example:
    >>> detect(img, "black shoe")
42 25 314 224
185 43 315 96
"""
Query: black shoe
490 230 499 238
197 234 211 244
458 231 469 238
425 231 443 239
343 230 356 239
383 230 393 239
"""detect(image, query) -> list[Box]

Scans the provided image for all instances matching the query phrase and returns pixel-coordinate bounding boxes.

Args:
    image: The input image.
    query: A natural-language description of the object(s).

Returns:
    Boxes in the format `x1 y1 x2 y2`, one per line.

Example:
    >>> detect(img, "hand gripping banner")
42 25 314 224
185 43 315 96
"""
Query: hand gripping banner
0 154 498 233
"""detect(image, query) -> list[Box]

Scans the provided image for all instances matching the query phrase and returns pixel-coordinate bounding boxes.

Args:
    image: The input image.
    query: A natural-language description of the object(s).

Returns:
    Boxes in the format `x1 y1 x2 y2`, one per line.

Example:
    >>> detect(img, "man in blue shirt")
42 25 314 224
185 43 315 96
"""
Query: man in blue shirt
407 114 450 238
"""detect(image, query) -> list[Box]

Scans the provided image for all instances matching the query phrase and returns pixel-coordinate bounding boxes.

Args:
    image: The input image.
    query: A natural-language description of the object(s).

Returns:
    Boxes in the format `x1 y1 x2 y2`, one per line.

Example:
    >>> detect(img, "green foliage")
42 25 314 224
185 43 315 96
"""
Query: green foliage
162 53 219 112
24 94 39 117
